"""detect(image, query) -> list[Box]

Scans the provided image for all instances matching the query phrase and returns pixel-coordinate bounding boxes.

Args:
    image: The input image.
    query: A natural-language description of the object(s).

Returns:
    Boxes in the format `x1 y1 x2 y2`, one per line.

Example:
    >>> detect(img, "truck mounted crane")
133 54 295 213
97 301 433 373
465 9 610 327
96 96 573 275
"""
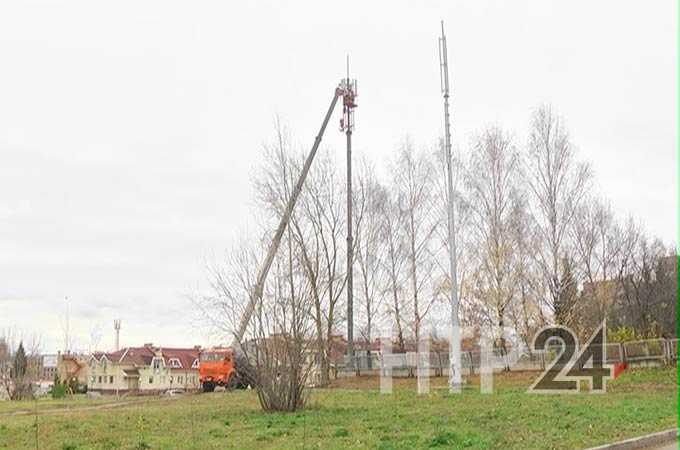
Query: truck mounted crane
233 79 356 344
199 79 357 392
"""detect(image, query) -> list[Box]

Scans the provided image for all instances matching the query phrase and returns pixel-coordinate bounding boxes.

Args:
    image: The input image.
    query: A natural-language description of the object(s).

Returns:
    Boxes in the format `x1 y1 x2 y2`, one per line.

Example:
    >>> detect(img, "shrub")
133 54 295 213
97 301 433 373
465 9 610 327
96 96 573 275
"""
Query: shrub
608 326 642 343
50 375 68 399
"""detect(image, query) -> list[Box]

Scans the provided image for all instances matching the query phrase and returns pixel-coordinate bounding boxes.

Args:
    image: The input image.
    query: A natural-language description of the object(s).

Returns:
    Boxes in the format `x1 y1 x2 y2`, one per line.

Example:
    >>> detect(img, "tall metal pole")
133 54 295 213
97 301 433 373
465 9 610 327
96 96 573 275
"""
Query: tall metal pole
342 57 357 367
439 21 462 392
346 112 354 365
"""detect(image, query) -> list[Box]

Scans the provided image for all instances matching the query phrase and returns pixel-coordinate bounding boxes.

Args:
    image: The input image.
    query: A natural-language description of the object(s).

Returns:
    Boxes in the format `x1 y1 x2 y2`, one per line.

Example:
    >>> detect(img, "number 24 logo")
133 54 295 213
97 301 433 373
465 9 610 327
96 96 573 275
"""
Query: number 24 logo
529 321 614 393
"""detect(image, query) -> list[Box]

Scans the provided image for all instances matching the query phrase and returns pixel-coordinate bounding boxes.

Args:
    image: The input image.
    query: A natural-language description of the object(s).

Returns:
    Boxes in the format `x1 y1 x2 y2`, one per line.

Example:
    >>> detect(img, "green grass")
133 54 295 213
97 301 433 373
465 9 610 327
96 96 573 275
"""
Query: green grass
0 368 676 449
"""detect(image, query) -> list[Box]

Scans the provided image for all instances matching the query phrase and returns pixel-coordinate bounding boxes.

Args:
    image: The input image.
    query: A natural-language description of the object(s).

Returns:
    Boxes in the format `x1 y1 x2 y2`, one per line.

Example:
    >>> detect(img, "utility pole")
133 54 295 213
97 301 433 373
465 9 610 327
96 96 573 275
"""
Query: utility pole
439 21 462 392
341 56 358 367
64 296 70 354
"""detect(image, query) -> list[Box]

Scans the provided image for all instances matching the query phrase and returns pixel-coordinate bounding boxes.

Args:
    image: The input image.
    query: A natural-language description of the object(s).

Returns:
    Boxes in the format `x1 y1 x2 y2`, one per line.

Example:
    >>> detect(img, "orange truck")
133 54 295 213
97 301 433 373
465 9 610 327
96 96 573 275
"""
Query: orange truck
198 347 238 392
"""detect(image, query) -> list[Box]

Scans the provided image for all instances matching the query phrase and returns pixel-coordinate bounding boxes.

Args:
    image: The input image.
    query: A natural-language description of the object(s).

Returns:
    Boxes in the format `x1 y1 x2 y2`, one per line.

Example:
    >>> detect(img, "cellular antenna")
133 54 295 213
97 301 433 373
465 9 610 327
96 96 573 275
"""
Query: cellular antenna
439 20 462 392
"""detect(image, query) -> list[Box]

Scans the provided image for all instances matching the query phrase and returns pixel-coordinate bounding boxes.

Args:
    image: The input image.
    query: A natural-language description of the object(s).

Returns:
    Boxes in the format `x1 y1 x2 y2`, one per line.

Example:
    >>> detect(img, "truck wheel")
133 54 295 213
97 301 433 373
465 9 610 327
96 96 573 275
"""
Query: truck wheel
202 382 215 393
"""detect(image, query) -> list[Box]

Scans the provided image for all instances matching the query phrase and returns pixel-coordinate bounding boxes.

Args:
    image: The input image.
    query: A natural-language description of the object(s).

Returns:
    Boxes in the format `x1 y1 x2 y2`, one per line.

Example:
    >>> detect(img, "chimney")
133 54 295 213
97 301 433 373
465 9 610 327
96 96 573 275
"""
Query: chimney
114 319 121 351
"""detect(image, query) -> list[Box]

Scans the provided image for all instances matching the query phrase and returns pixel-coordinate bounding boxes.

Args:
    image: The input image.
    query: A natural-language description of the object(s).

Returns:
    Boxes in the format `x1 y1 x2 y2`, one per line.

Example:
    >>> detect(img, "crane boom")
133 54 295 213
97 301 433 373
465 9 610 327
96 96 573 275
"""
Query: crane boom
234 84 344 344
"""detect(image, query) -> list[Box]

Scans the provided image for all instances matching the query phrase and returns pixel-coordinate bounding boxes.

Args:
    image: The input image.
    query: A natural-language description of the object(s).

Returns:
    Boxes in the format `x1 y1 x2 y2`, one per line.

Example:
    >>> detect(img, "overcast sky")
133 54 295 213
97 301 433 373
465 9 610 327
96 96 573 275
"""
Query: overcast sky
0 1 676 353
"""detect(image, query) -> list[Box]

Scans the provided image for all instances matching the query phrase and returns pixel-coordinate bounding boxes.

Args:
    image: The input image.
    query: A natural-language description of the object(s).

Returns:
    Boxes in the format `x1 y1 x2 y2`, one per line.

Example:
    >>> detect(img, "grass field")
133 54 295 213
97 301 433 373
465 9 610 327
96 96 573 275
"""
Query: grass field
0 368 676 449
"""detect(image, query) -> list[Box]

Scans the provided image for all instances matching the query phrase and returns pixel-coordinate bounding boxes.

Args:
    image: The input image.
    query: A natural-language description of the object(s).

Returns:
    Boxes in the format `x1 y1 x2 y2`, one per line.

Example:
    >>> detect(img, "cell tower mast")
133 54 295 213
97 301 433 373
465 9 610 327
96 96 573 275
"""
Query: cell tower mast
439 21 462 392
341 56 358 366
114 319 121 352
64 296 70 354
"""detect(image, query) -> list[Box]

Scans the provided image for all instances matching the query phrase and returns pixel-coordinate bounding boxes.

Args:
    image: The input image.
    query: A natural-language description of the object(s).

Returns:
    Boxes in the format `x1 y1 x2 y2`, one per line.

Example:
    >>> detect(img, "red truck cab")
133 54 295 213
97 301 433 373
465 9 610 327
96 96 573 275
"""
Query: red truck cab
199 347 236 392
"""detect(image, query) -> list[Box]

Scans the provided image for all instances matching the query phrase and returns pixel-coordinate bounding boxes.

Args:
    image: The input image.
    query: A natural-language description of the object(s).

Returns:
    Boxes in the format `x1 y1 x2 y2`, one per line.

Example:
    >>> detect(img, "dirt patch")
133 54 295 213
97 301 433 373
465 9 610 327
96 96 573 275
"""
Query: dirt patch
0 395 185 417
325 371 539 390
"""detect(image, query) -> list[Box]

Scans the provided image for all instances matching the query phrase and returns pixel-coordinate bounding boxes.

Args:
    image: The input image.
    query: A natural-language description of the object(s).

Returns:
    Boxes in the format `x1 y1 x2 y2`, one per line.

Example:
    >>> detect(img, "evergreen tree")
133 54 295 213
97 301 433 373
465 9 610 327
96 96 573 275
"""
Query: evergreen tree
13 342 26 379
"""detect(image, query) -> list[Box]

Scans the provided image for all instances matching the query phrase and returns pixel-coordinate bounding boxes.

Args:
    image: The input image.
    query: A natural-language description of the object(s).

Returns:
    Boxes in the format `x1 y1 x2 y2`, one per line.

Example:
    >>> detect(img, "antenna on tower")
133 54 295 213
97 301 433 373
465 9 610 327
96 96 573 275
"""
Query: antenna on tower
438 21 450 96
439 20 462 393
114 319 121 352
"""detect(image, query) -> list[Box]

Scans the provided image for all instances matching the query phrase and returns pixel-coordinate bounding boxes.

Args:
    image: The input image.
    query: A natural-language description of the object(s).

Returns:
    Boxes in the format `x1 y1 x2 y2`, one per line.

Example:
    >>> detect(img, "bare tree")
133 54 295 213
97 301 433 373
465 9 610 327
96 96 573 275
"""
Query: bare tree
290 151 347 384
615 230 672 336
243 240 317 411
507 203 543 350
88 324 103 354
198 240 260 341
393 140 442 346
195 121 320 409
198 227 316 411
381 187 408 352
465 127 523 354
525 105 591 325
353 161 387 347
570 198 624 336
251 120 348 386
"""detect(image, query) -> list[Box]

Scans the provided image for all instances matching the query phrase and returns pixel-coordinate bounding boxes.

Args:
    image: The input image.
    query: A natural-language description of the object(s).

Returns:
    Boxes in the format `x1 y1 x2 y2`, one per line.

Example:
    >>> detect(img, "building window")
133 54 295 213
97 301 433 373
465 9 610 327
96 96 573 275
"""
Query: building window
109 376 114 384
98 376 102 383
149 376 153 384
168 358 181 368
170 376 174 384
90 376 95 384
178 376 183 384
152 358 162 370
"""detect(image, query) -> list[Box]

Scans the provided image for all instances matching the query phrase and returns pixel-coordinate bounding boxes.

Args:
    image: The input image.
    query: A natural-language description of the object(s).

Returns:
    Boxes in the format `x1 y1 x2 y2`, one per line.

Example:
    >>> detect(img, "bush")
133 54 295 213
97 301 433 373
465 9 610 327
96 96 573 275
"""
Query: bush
608 326 642 343
50 375 68 399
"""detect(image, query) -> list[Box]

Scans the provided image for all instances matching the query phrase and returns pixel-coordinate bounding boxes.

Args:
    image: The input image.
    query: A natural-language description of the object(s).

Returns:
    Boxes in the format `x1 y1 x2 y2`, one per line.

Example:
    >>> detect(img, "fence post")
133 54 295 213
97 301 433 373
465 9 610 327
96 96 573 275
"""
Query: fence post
621 343 627 363
468 351 474 376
